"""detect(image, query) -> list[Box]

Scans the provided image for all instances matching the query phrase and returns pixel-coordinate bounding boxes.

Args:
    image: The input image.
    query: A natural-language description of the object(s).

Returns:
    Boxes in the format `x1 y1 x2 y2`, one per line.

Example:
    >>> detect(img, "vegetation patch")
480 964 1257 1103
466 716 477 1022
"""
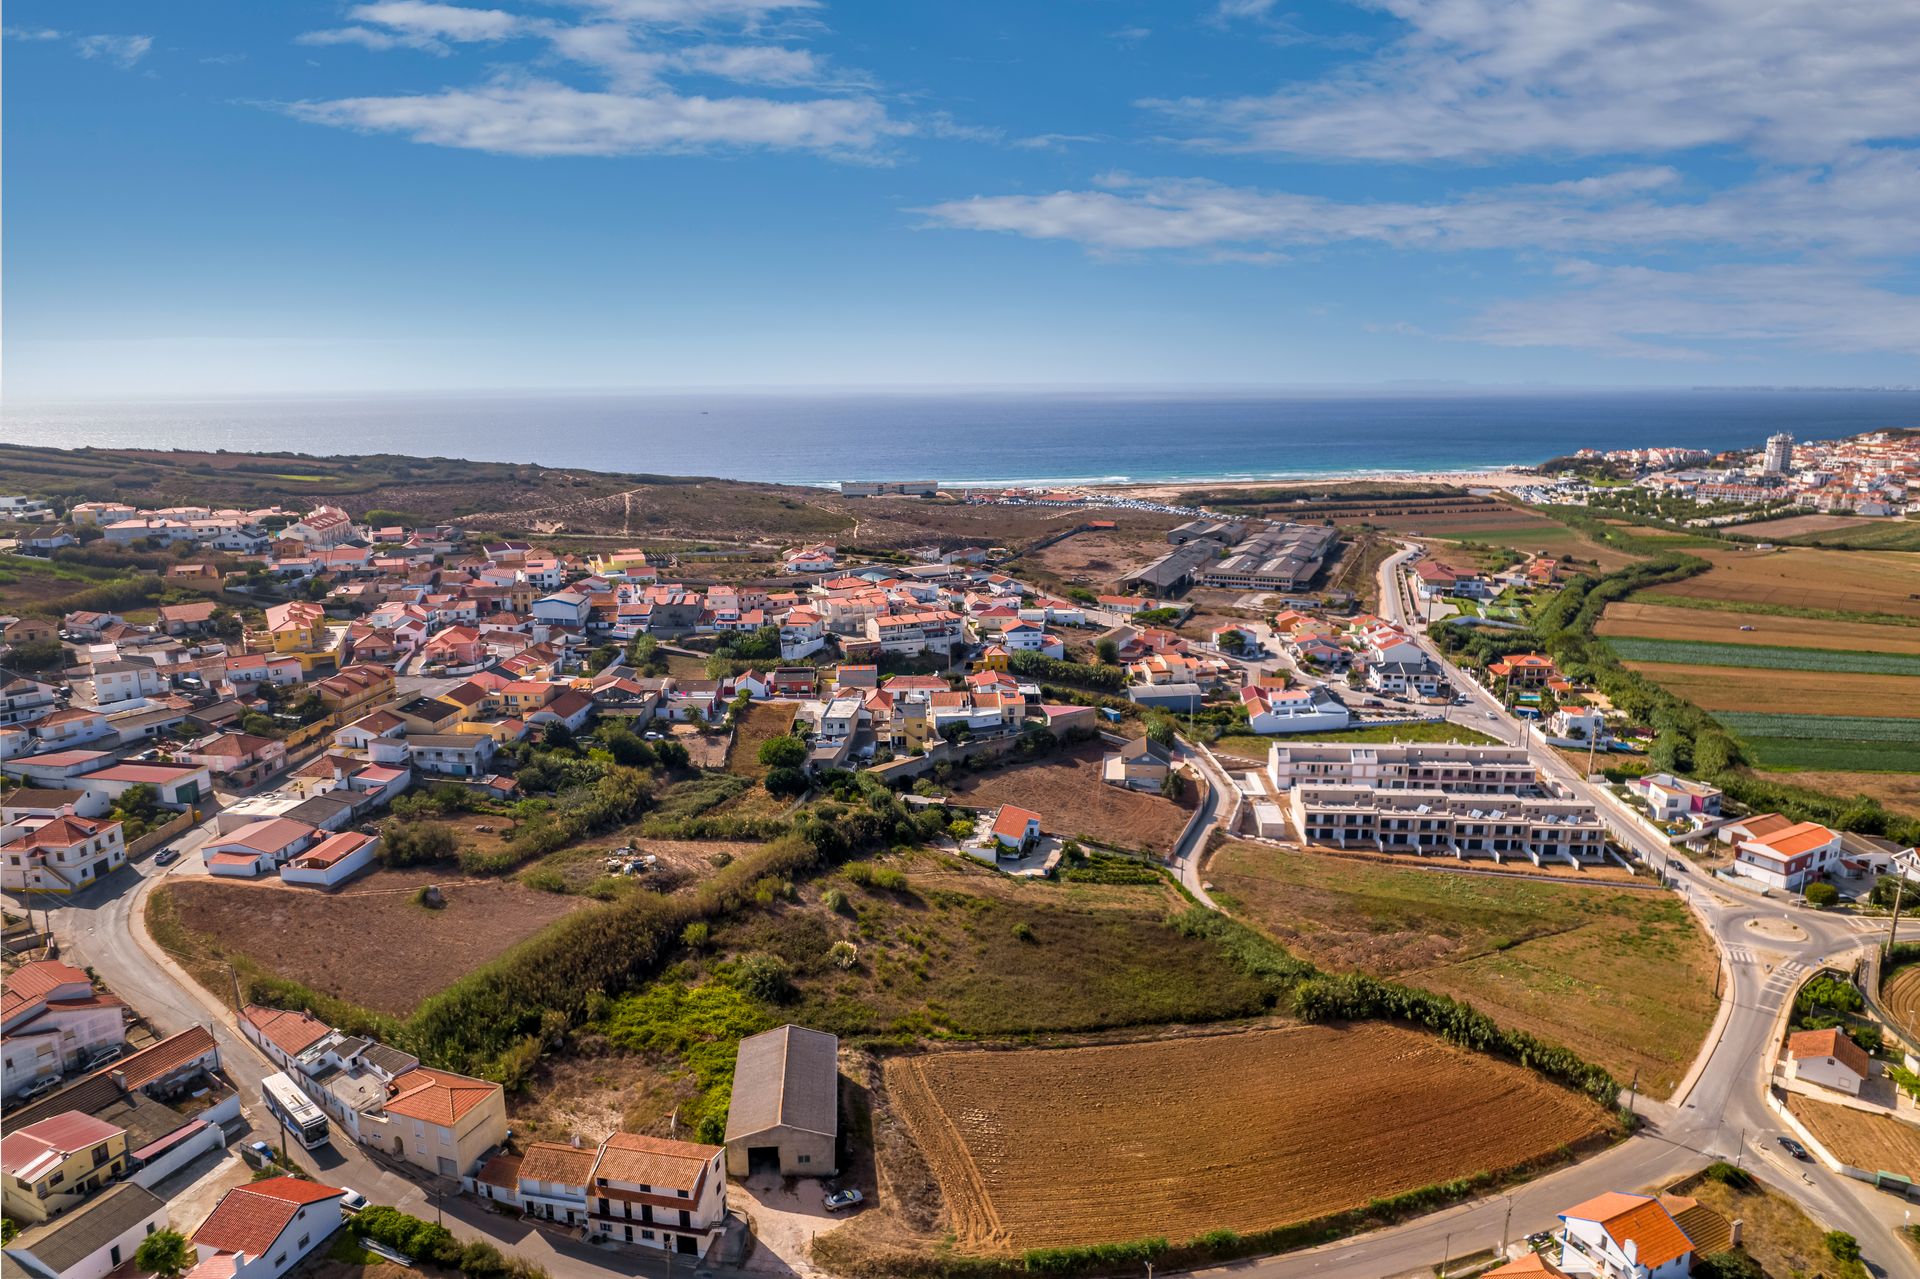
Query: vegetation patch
1206 843 1717 1095
1604 637 1920 677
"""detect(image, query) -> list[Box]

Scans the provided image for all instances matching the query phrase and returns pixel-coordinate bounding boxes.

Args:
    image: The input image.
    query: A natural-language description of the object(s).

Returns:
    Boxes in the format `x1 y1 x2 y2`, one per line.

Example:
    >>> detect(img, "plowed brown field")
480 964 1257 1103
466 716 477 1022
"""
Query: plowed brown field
1620 663 1920 717
1643 548 1920 618
1598 602 1920 655
1785 1095 1920 1177
1882 965 1920 1043
883 1023 1608 1252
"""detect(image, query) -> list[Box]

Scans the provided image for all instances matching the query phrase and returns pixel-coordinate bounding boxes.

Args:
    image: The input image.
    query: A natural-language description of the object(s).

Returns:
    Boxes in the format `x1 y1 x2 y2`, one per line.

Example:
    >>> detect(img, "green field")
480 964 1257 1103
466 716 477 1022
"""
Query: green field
1214 721 1502 763
1623 592 1920 629
1778 521 1920 551
1206 843 1717 1096
1716 712 1920 772
1604 637 1920 677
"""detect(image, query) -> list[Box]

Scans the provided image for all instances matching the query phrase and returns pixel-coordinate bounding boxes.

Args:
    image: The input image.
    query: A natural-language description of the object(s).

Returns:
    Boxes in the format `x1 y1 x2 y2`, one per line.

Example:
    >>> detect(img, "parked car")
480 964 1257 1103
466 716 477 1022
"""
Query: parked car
340 1190 369 1215
154 848 181 866
1778 1136 1810 1160
15 1074 63 1102
84 1044 124 1071
242 1140 277 1170
823 1187 865 1212
1485 711 1499 719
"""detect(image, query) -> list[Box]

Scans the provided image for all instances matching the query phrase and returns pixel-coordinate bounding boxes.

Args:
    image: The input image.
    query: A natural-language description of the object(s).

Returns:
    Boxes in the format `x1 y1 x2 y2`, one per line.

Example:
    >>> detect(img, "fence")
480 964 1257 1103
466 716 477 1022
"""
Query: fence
127 810 196 858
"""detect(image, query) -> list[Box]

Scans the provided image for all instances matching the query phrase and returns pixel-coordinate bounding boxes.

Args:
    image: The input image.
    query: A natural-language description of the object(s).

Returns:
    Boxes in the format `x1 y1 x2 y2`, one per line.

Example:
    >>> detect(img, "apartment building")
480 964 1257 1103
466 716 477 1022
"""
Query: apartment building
1266 741 1544 795
586 1133 729 1258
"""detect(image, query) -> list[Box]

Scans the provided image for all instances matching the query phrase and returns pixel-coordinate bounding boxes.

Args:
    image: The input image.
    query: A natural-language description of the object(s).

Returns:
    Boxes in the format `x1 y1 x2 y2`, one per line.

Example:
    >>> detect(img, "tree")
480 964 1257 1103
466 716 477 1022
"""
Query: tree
764 766 808 797
7 638 63 671
135 1230 193 1279
652 738 690 769
1144 713 1177 748
541 721 576 752
1825 1231 1861 1264
1160 771 1188 801
1803 882 1839 908
757 735 808 769
1095 637 1119 665
1217 630 1247 655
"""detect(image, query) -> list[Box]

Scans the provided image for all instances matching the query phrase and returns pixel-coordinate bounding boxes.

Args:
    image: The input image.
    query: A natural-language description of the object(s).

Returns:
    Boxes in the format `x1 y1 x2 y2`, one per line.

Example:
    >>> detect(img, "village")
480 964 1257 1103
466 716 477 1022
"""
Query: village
3 466 1918 1279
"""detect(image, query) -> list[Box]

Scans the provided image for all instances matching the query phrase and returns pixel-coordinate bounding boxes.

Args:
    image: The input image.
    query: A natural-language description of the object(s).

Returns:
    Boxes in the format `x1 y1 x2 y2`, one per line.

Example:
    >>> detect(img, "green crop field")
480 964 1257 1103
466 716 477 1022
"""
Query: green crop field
1604 638 1920 677
1717 712 1920 772
1785 521 1920 551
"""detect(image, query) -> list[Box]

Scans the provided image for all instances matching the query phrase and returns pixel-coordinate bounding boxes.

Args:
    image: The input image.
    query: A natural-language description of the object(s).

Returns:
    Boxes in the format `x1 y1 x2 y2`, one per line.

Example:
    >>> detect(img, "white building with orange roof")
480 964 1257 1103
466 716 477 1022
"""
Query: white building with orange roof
189 1176 347 1279
1 811 126 892
1784 1026 1871 1096
1732 819 1842 892
587 1132 729 1257
2 959 125 1095
1554 1191 1695 1279
377 1065 509 1178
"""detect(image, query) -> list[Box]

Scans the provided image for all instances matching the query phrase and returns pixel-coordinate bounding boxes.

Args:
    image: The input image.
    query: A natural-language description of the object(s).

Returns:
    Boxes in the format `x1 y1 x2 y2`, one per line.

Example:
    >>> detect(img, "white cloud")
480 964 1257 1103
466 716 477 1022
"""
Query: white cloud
563 0 817 25
674 42 824 85
299 26 445 53
347 1 524 41
1110 26 1151 42
1152 0 1920 161
74 33 153 67
284 79 900 156
2 26 65 41
1467 261 1920 360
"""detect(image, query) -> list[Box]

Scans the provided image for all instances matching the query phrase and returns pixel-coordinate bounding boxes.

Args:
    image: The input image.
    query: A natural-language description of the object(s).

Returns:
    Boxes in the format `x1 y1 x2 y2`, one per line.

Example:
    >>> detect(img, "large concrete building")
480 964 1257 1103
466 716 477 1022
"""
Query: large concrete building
1124 520 1336 597
1763 432 1794 474
723 1025 838 1177
1267 741 1608 866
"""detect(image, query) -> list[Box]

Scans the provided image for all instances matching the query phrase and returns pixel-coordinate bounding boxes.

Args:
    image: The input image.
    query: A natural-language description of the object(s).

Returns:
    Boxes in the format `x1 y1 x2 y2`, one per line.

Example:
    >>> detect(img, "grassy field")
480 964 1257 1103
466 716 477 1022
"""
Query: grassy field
1674 1167 1868 1279
1642 546 1920 618
698 848 1269 1040
1598 601 1920 653
1712 712 1920 773
151 872 591 1017
1622 662 1920 719
725 700 799 779
1423 514 1644 571
1604 637 1920 676
1213 721 1502 763
1725 512 1920 550
1206 843 1717 1096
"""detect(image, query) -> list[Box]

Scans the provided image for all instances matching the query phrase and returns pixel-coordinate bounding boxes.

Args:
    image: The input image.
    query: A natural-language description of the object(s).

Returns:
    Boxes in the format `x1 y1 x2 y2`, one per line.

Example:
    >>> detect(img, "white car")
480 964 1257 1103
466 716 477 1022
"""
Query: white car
340 1189 369 1215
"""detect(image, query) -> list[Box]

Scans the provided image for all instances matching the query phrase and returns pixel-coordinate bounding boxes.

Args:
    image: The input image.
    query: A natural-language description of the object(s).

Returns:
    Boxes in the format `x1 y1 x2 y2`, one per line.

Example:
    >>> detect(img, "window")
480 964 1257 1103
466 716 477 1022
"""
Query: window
796 1155 810 1165
111 1247 123 1266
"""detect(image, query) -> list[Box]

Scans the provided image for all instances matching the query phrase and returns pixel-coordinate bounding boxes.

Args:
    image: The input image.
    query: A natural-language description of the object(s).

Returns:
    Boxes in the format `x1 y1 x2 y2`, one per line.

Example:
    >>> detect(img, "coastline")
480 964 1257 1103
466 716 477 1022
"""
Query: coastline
1076 466 1542 502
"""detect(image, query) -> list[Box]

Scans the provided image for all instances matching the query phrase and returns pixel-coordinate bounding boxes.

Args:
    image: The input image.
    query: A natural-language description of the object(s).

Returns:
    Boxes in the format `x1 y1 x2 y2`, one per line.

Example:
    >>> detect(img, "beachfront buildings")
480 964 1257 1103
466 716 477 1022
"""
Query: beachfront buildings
1267 742 1608 865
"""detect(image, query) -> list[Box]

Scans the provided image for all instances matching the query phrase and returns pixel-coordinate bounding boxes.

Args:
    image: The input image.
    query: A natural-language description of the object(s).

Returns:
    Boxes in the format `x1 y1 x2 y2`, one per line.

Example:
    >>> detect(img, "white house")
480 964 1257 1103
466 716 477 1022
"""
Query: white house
532 591 591 627
1 959 126 1096
2 1182 169 1279
1555 1191 1695 1279
1784 1027 1870 1096
1 811 126 893
1628 773 1723 821
1240 685 1351 734
77 660 169 708
78 762 213 811
501 1140 594 1226
279 831 380 889
990 805 1041 853
203 818 318 878
30 708 115 750
189 1177 347 1279
1732 820 1842 892
586 1133 730 1258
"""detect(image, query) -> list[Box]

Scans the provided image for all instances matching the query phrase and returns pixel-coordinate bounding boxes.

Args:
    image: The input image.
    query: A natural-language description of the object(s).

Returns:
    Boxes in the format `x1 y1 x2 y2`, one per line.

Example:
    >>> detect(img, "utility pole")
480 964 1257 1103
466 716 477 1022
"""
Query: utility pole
1500 1198 1514 1260
1888 877 1907 957
228 964 244 1017
1626 1067 1640 1119
1441 1231 1452 1278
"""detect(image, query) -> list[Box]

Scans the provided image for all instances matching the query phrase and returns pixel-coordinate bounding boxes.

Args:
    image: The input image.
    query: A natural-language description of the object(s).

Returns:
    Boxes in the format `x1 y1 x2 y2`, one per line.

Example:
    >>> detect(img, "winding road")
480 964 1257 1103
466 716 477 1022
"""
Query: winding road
16 547 1920 1277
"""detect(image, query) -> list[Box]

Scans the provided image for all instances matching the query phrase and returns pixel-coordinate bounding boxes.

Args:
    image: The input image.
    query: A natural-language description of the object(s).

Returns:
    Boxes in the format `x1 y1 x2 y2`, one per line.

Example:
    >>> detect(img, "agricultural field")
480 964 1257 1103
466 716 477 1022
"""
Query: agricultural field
883 1023 1609 1252
940 744 1196 853
1604 637 1920 677
1597 601 1920 655
1205 844 1717 1095
726 700 800 779
700 848 1269 1039
1881 965 1920 1044
1723 513 1887 539
1641 547 1920 619
1784 1094 1920 1177
1712 713 1920 773
1726 512 1920 551
1621 663 1920 720
1423 518 1642 572
151 872 590 1018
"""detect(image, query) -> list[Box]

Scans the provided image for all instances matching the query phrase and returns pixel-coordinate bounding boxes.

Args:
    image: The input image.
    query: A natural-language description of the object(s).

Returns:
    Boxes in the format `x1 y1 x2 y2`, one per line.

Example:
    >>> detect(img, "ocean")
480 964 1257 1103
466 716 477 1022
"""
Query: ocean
4 388 1916 487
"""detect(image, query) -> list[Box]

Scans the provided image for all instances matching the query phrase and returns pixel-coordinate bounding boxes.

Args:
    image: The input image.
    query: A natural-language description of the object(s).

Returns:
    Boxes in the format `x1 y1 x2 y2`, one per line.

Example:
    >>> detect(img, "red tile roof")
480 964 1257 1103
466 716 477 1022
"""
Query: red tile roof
243 1005 332 1059
991 805 1042 842
1787 1027 1871 1078
109 1025 218 1090
385 1066 500 1127
1560 1192 1694 1269
193 1178 344 1257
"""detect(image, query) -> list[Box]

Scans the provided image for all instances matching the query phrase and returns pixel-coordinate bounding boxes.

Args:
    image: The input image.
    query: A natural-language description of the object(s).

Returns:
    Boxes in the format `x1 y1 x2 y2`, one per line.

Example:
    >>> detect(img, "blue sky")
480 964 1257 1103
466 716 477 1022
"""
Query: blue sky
5 0 1918 397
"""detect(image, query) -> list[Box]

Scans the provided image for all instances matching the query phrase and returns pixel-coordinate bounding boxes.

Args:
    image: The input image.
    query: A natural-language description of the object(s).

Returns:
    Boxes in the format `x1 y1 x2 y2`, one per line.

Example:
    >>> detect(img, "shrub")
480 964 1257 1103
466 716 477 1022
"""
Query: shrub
382 822 457 868
828 940 858 969
681 921 710 948
758 735 808 769
1825 1231 1861 1263
1692 1253 1764 1279
946 817 975 842
730 952 795 1003
1011 921 1036 943
822 888 848 913
1701 1160 1753 1190
765 766 809 797
1803 882 1839 908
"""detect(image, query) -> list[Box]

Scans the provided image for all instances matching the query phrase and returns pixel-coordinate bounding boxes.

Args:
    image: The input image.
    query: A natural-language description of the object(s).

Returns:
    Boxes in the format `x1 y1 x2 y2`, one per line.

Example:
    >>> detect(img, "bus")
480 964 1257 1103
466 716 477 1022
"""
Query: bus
261 1072 330 1149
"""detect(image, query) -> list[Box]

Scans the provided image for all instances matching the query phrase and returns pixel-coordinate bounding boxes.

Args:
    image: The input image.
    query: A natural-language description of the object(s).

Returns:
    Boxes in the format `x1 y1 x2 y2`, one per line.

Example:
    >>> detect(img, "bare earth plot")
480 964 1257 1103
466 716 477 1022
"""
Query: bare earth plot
1205 843 1716 1095
1881 965 1920 1045
942 745 1196 854
1724 513 1887 539
1621 662 1920 718
160 874 589 1017
1784 1094 1920 1177
1598 601 1920 655
884 1023 1608 1252
725 699 800 779
1643 547 1920 618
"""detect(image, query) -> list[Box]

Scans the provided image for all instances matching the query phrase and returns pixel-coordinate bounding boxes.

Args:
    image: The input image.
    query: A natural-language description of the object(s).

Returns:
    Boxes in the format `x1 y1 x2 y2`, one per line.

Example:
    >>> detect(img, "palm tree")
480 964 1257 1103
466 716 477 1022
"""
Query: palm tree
135 1229 193 1279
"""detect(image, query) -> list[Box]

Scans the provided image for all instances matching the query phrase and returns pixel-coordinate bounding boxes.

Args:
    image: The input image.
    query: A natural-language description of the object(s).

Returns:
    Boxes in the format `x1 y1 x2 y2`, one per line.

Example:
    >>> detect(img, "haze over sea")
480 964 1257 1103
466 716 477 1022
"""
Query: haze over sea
7 389 1918 488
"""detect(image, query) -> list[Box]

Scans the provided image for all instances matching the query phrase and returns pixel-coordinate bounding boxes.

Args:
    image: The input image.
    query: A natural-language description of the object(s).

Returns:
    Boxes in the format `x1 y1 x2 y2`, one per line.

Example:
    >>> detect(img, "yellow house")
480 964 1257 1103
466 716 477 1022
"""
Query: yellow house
456 718 527 743
973 644 1010 673
250 600 334 670
313 663 395 715
1 1113 130 1224
900 701 932 752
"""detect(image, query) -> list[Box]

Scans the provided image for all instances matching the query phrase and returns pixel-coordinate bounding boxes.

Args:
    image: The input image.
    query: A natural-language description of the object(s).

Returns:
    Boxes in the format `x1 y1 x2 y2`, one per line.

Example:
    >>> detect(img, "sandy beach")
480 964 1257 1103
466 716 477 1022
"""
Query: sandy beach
1078 467 1543 502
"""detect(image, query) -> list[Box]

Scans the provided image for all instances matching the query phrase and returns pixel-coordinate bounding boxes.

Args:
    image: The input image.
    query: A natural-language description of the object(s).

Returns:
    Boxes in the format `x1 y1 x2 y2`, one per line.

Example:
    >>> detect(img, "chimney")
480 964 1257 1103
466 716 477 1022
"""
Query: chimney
1730 1218 1743 1246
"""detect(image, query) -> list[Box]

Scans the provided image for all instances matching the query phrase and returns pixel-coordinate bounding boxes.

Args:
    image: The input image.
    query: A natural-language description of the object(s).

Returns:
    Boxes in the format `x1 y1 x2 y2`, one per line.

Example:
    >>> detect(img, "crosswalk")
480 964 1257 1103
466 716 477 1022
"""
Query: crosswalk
1761 961 1807 995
